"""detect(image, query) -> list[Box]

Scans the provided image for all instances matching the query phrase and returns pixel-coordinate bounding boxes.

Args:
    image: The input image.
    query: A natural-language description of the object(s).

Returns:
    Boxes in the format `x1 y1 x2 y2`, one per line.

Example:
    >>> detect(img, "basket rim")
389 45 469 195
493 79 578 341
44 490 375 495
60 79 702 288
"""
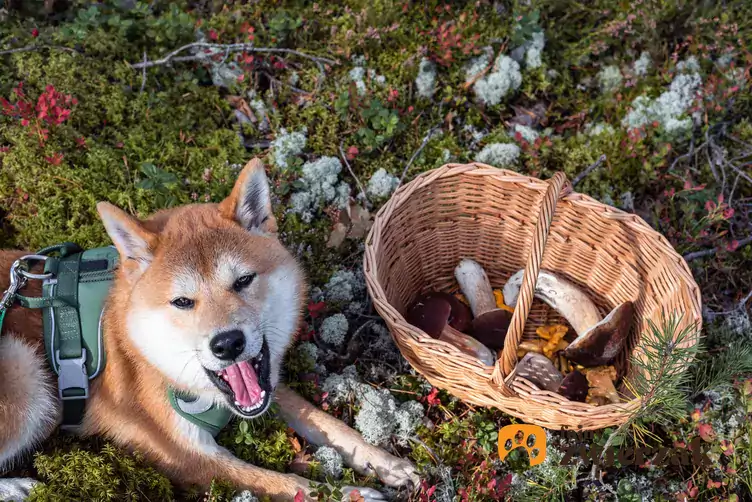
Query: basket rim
363 162 703 416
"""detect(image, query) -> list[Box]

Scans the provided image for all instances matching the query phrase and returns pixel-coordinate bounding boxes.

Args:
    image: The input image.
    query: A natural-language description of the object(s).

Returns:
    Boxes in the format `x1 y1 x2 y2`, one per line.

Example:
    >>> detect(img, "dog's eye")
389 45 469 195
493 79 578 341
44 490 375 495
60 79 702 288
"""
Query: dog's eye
171 297 195 309
233 274 256 292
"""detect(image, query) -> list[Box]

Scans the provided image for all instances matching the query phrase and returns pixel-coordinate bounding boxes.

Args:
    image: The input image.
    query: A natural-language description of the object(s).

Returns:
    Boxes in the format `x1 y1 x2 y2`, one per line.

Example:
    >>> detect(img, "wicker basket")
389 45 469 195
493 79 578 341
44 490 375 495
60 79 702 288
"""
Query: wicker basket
363 163 702 430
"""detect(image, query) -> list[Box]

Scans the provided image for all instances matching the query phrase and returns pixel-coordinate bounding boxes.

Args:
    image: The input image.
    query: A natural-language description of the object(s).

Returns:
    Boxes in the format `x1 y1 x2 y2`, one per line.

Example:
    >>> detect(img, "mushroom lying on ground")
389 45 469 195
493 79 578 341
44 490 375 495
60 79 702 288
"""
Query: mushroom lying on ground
562 301 634 367
406 292 495 366
454 259 513 351
511 352 564 392
502 269 603 338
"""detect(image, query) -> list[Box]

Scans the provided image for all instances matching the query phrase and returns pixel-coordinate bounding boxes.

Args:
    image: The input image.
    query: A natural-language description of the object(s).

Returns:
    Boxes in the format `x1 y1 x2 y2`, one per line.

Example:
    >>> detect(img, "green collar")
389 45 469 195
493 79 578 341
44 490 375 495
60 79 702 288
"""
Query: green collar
167 388 233 437
0 242 232 436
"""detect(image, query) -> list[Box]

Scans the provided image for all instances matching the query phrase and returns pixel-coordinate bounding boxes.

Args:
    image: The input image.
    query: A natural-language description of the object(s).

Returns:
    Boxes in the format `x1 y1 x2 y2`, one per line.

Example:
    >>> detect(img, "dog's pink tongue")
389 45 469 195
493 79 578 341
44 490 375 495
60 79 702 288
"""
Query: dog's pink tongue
224 361 262 407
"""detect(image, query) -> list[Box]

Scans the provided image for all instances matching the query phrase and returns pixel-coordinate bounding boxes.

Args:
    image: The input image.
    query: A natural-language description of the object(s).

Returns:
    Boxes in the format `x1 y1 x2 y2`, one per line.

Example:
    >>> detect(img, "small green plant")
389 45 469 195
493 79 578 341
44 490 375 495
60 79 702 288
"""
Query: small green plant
268 10 303 42
136 162 180 209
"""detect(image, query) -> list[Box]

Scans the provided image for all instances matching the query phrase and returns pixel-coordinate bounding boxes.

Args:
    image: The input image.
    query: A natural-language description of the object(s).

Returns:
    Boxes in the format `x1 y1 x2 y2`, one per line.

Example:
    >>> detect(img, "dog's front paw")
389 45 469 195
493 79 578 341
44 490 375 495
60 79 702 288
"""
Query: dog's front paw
368 454 420 490
341 486 387 501
0 477 40 502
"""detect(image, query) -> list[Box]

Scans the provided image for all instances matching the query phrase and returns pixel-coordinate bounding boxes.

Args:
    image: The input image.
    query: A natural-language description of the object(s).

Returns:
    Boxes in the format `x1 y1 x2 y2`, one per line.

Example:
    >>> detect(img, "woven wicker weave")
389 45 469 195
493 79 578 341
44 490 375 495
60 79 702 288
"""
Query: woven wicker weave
363 163 702 430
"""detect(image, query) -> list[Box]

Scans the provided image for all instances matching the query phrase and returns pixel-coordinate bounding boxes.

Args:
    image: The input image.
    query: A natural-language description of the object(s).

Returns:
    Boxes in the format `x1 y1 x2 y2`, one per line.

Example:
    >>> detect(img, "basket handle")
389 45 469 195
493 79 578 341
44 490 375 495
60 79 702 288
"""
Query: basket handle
491 171 570 387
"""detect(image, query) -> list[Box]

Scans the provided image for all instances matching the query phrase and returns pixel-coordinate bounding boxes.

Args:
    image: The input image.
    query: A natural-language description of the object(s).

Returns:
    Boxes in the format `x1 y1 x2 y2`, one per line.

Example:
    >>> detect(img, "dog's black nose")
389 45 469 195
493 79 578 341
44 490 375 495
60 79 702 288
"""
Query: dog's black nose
209 330 246 360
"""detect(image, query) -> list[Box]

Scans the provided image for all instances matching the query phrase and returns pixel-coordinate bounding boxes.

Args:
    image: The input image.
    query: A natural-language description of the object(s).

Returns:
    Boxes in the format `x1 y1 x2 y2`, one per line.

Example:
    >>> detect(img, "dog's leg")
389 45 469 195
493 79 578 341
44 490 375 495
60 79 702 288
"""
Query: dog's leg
274 384 420 490
164 414 387 501
0 334 61 499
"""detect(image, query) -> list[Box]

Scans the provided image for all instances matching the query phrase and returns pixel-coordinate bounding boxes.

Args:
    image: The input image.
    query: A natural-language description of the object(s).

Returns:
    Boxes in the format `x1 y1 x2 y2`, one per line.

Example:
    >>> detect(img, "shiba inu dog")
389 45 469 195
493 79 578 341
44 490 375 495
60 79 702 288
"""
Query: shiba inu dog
0 158 418 501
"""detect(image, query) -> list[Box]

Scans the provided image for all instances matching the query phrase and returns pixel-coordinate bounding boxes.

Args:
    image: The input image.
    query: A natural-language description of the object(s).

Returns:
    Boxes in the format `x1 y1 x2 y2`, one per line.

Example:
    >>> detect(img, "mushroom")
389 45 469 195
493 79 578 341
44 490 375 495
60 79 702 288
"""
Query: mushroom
502 269 603 338
557 369 588 402
406 292 495 366
454 259 513 351
510 352 564 392
562 301 634 367
584 366 620 405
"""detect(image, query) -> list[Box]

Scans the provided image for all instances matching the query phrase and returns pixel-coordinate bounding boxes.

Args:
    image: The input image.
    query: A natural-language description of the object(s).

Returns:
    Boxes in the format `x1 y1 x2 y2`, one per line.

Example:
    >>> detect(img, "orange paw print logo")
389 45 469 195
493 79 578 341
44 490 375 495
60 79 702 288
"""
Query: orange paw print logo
498 424 546 466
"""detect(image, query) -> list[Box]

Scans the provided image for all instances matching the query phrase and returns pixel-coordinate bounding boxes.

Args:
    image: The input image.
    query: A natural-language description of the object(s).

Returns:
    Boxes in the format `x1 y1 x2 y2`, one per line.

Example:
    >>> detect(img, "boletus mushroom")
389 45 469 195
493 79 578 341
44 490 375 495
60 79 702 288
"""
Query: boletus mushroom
510 352 563 392
557 369 588 402
562 301 634 367
502 268 603 338
406 292 495 366
454 259 513 351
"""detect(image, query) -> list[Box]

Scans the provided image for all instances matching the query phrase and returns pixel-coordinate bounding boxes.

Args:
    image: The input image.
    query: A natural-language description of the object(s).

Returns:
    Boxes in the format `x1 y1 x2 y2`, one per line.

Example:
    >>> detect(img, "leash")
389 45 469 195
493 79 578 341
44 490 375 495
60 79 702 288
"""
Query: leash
1 242 232 436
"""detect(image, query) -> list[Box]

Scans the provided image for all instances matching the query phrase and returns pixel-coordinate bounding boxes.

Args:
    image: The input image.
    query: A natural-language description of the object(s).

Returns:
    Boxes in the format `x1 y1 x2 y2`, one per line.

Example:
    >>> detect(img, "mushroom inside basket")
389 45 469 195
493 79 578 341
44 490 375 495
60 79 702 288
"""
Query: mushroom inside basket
405 258 635 406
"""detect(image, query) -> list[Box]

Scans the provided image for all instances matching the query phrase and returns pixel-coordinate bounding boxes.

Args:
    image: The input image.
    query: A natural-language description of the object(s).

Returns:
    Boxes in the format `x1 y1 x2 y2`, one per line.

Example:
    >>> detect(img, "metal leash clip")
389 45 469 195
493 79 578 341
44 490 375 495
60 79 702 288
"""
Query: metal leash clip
1 259 27 313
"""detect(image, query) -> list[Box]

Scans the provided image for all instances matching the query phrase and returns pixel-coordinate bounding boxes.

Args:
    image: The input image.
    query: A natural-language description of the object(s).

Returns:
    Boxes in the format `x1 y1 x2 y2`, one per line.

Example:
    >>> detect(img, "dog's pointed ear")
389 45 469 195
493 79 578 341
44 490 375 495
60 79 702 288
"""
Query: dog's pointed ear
218 158 278 234
96 202 156 273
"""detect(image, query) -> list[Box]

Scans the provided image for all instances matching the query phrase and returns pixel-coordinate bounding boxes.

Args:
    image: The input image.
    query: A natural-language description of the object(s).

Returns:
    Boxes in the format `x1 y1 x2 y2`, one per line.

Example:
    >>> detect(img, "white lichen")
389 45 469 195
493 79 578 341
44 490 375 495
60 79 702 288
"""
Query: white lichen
474 143 521 168
313 446 344 479
586 122 616 137
598 65 623 93
464 46 494 83
289 156 350 222
394 401 424 444
524 31 546 69
297 341 318 363
231 490 259 502
248 95 270 133
415 58 438 99
349 66 368 96
321 365 360 405
270 127 307 170
366 168 400 199
320 313 349 346
472 54 523 106
512 124 539 143
633 51 652 77
321 366 423 447
622 57 702 135
324 269 365 303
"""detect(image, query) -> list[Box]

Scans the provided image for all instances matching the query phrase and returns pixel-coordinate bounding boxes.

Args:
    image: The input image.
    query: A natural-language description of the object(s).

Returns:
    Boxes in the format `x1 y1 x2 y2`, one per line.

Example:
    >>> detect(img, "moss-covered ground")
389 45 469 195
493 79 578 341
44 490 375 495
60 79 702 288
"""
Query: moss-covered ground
1 1 752 501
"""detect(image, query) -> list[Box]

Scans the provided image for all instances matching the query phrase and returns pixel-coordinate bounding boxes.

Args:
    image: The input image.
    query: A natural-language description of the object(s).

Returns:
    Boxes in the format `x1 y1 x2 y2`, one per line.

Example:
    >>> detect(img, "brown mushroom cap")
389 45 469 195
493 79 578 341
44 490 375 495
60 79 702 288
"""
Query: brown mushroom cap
470 309 512 351
562 301 634 367
406 292 473 338
557 370 588 402
512 352 563 392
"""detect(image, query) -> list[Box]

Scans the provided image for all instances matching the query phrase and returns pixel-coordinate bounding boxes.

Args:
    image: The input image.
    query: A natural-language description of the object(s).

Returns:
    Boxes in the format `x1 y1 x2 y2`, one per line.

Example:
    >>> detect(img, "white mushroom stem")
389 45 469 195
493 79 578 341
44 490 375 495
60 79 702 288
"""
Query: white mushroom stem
454 259 498 317
502 268 603 338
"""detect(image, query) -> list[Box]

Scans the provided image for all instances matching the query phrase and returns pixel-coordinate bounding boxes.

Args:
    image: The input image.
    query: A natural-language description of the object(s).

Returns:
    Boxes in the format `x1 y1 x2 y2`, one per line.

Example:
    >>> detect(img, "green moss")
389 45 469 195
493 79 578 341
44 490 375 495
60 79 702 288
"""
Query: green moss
27 440 173 501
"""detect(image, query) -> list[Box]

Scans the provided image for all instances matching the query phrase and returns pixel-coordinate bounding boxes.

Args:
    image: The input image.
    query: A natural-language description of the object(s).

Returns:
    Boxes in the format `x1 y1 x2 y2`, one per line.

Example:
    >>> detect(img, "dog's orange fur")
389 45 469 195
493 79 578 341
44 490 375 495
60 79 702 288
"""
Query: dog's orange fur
0 159 418 501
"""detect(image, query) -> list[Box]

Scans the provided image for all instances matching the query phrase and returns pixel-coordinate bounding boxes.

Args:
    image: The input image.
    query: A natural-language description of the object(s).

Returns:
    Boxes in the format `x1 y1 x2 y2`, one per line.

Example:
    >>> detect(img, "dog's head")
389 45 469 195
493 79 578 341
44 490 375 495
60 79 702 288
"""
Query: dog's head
96 158 305 418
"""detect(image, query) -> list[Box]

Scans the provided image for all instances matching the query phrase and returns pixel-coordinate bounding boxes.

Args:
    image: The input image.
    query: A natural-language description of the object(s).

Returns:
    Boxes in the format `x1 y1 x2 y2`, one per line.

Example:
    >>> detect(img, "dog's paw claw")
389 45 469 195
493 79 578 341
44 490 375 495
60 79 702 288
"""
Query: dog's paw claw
0 477 40 502
341 486 387 501
378 457 420 489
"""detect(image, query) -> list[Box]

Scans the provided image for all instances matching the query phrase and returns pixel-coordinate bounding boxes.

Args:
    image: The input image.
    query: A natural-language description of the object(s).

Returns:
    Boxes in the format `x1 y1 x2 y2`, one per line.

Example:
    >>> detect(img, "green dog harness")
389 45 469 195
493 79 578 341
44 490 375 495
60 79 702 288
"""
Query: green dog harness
0 243 232 435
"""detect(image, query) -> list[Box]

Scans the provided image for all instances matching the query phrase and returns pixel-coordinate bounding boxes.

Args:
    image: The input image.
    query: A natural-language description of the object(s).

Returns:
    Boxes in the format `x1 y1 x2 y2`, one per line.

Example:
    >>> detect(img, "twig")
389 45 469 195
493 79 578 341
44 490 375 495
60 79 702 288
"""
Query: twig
128 43 336 92
339 141 370 206
724 160 752 186
0 44 79 56
398 122 442 186
572 154 607 187
139 51 147 94
683 235 752 262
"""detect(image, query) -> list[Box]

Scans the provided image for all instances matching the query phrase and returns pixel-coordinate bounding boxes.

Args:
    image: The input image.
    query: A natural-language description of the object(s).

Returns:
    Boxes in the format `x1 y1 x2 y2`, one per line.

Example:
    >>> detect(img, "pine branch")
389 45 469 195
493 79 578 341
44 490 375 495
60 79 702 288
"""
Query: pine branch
591 312 701 479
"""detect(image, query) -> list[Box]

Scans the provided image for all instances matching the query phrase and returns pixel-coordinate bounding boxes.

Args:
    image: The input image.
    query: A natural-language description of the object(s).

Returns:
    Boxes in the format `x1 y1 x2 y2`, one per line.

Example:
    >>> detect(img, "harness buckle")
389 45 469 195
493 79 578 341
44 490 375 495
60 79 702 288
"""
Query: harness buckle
56 349 89 400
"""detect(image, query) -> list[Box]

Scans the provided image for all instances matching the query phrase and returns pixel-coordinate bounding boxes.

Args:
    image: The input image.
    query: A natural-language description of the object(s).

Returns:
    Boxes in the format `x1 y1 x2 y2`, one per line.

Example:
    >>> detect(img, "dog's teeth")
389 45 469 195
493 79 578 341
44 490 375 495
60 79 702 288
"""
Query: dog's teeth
234 401 241 406
260 391 266 398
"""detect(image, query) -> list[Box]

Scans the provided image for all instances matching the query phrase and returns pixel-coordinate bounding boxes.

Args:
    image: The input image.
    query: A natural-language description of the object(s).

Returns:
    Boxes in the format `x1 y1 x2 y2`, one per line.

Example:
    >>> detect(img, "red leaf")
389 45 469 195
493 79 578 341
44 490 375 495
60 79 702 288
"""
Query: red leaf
294 489 305 502
307 301 326 319
208 29 218 41
697 422 715 442
31 28 39 38
425 387 440 406
726 240 740 252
